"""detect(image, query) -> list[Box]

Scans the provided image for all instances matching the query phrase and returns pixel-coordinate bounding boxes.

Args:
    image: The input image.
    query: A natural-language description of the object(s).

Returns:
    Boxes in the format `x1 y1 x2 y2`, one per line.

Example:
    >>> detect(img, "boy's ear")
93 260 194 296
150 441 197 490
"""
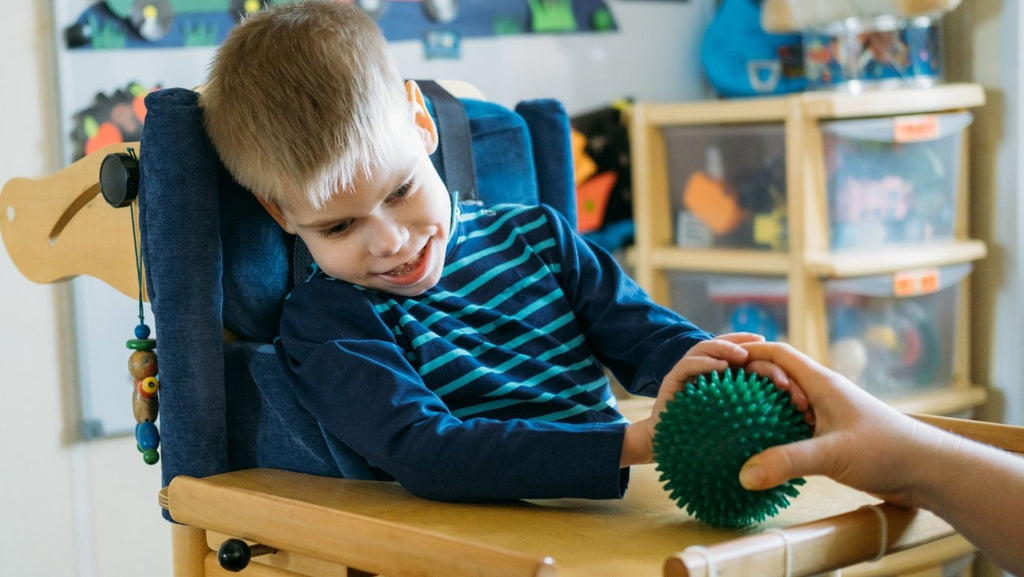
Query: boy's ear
254 195 295 234
405 80 438 154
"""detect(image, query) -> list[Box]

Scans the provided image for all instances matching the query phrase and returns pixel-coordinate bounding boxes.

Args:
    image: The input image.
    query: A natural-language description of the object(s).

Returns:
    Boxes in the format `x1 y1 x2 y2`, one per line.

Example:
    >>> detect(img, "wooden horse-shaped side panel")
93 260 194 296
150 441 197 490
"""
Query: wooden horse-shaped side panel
1 142 143 300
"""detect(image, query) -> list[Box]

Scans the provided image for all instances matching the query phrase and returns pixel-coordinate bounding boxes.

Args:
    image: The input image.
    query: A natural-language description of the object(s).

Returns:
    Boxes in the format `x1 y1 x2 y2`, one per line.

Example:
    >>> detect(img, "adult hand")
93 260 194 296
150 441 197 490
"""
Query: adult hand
737 341 939 506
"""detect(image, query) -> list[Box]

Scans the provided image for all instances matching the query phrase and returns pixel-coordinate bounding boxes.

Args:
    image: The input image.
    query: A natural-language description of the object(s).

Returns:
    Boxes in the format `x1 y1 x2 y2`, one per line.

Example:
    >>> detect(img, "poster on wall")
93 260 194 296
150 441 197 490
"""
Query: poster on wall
64 0 618 51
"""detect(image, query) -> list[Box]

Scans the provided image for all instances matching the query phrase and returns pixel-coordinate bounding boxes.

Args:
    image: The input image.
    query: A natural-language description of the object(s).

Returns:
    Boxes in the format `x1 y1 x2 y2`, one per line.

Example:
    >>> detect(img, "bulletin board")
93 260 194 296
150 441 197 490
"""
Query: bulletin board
54 0 716 439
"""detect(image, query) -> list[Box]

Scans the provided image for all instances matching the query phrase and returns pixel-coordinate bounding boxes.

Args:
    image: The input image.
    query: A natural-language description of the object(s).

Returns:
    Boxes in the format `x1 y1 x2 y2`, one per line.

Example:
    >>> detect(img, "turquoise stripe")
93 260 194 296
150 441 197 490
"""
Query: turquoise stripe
451 374 609 418
410 288 561 349
445 215 547 275
418 347 475 374
421 318 582 385
532 396 629 424
448 239 556 300
434 348 592 396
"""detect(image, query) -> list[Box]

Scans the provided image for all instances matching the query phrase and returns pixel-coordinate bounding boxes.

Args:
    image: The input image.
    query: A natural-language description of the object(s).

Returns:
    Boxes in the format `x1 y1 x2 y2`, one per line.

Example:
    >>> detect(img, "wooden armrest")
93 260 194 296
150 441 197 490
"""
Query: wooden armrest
168 470 554 577
0 142 143 299
166 467 960 577
910 413 1024 455
665 503 952 577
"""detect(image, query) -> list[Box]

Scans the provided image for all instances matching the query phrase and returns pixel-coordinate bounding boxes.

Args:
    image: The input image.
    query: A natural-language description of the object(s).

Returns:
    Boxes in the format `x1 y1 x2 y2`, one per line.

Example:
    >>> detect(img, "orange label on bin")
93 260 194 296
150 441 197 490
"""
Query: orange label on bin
893 268 940 297
894 115 939 143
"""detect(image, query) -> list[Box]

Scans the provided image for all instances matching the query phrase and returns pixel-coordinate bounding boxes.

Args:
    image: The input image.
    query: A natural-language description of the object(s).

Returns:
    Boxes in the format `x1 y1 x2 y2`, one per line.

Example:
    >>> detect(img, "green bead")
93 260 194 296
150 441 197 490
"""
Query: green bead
653 367 812 528
126 338 157 351
142 449 160 465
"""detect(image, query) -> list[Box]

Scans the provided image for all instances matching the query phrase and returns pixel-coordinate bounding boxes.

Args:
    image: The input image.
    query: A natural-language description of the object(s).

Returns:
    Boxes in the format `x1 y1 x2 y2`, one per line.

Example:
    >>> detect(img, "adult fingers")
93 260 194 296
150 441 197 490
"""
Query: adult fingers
738 436 831 490
740 342 841 398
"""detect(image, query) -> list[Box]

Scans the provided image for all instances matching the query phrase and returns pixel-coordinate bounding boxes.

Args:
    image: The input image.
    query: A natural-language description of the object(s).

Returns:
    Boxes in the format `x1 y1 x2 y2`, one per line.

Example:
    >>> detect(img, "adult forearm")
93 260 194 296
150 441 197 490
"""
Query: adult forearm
912 434 1024 575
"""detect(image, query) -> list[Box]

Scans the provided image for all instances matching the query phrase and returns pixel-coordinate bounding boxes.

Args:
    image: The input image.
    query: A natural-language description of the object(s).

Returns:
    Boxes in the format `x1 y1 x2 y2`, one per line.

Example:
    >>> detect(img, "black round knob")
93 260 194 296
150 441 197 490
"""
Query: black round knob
99 152 140 208
217 539 253 572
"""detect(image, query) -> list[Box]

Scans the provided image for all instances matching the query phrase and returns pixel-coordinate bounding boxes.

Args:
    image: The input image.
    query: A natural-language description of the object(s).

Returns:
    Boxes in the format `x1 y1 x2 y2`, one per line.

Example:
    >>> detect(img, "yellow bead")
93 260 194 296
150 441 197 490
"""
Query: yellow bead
138 376 159 398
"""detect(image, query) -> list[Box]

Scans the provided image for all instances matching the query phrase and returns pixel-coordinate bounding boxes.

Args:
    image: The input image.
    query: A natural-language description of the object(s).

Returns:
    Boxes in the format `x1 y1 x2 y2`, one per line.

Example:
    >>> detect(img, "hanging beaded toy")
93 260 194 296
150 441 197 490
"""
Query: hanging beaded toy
100 148 160 465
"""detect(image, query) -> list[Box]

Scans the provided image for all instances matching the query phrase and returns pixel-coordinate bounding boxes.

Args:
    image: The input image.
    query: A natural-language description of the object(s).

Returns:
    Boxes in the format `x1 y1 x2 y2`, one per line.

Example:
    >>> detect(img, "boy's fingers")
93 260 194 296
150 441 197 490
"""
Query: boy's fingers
662 357 730 390
714 332 767 344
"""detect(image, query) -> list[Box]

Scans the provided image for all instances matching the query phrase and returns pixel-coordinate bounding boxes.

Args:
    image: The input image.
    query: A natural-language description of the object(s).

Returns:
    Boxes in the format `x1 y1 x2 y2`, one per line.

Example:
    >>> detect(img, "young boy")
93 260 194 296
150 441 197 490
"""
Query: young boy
201 1 787 501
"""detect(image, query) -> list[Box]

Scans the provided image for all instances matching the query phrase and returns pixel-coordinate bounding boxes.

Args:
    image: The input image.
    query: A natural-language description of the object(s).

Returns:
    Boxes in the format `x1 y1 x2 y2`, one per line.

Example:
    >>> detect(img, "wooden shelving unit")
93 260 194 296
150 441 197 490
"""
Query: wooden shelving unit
629 83 988 416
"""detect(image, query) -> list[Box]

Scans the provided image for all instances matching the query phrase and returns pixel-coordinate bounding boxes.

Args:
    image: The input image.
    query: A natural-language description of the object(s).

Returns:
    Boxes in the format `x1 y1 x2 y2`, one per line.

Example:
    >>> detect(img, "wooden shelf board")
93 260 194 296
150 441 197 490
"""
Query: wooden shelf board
649 247 791 275
631 98 790 125
804 240 987 277
628 84 985 128
883 385 988 416
641 240 985 279
798 83 986 120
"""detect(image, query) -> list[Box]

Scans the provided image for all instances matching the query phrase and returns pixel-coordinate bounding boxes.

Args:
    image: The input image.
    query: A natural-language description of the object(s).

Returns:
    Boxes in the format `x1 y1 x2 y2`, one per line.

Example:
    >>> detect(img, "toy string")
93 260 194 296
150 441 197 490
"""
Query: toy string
127 147 145 325
129 202 145 325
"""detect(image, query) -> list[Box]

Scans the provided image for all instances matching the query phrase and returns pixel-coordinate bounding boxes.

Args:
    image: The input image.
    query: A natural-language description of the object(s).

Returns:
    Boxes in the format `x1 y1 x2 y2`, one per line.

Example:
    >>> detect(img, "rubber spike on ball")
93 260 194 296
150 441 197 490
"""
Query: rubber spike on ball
653 367 812 528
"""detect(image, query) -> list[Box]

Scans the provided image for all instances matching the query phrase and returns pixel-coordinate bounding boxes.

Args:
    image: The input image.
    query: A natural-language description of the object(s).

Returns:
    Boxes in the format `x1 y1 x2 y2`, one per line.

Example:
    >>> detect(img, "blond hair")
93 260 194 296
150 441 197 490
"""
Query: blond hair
200 1 410 209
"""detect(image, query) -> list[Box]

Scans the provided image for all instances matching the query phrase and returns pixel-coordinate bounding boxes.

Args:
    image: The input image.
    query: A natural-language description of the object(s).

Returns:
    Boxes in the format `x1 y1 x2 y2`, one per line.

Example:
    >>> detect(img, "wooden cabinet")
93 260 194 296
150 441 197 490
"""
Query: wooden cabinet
628 83 988 415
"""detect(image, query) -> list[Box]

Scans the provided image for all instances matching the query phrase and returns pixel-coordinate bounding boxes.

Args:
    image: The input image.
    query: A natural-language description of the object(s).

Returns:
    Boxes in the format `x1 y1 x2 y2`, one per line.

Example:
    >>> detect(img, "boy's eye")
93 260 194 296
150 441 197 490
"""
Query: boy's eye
387 182 412 203
320 220 353 238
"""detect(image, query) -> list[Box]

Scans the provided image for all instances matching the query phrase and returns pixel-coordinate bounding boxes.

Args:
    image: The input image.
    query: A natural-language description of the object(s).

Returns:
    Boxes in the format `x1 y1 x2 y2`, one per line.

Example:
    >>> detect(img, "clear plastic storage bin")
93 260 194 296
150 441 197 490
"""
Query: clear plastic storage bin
802 14 944 92
667 263 970 398
822 111 972 251
662 123 787 251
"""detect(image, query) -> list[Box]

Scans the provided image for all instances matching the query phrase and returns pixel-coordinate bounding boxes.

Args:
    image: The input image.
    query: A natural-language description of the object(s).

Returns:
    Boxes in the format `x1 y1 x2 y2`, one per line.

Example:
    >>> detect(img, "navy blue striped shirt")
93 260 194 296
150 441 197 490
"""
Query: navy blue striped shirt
277 203 712 501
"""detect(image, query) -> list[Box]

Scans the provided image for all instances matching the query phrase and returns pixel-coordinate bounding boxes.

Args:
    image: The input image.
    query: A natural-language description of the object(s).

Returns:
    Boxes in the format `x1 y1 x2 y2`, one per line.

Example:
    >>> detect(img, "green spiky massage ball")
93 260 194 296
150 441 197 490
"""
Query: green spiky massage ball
653 367 812 528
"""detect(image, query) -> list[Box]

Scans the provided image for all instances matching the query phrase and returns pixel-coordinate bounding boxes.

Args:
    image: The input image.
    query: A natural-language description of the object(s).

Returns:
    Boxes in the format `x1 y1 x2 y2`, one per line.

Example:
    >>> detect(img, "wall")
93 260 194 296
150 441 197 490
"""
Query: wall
0 3 172 576
946 0 1024 428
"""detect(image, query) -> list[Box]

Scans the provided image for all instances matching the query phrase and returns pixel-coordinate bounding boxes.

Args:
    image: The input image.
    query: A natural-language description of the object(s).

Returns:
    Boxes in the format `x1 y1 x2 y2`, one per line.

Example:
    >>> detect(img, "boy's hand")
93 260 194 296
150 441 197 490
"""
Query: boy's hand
621 333 796 467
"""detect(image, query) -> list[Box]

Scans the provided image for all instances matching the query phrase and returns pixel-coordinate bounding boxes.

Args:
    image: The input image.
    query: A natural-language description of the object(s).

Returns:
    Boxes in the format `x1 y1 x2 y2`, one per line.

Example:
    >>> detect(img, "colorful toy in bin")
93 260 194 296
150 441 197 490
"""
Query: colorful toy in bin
653 368 812 528
682 172 747 236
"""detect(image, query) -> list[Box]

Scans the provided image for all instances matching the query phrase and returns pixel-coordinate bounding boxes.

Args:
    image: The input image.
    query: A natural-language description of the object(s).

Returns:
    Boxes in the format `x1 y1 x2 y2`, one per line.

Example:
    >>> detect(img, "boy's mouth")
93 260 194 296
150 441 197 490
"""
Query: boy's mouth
381 243 431 285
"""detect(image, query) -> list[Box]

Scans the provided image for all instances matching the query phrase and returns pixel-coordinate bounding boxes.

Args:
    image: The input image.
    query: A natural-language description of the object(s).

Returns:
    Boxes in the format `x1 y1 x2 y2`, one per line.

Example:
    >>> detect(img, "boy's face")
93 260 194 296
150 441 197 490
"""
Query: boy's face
261 84 450 297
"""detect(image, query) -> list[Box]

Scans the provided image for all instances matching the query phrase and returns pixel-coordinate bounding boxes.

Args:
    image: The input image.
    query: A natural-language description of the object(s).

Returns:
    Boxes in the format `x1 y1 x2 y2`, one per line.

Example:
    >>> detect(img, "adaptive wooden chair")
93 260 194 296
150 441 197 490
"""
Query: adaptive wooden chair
3 81 1021 577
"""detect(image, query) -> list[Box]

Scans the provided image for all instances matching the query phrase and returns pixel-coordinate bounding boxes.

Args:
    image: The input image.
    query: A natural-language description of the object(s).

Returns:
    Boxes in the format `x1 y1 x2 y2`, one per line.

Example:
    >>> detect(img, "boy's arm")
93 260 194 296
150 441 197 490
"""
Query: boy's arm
279 335 629 501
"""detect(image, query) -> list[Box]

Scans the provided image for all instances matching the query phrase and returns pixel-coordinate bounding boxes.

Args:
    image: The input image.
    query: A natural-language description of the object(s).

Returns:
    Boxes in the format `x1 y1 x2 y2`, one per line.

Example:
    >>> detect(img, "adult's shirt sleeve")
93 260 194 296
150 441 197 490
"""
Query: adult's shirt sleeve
539 205 715 398
277 282 628 502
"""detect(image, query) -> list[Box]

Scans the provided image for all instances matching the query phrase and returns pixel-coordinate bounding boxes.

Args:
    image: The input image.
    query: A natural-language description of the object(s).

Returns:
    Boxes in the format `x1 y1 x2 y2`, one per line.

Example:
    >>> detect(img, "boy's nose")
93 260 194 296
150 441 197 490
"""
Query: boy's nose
366 216 409 257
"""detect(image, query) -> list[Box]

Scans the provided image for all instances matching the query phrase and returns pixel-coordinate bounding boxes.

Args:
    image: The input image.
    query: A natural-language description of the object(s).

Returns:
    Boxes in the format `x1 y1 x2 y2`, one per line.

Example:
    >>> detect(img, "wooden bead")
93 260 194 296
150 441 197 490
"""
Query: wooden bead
132 385 159 423
128 350 158 379
137 376 159 399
